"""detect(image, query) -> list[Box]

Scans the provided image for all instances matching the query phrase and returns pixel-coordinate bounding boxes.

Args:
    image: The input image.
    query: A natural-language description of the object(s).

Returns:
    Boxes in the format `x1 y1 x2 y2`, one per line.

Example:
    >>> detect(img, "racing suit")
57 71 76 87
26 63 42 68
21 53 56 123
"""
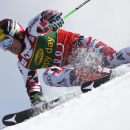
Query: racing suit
17 9 116 99
102 47 130 68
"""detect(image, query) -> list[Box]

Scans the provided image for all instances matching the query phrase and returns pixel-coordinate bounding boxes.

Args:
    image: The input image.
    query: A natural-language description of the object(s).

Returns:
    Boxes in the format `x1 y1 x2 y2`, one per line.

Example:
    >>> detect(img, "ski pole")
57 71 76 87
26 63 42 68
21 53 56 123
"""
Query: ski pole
49 0 91 30
63 0 91 20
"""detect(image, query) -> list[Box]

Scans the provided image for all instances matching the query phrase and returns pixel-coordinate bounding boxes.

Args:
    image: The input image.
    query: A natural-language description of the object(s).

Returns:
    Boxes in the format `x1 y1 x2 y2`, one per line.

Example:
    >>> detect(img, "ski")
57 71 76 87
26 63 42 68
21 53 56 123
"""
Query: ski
2 90 78 126
2 73 111 126
81 73 111 93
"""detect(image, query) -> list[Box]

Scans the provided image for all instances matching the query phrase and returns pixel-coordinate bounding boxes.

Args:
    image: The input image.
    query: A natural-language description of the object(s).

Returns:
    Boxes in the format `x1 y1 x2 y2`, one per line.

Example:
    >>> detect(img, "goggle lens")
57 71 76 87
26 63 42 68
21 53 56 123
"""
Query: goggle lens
0 35 13 51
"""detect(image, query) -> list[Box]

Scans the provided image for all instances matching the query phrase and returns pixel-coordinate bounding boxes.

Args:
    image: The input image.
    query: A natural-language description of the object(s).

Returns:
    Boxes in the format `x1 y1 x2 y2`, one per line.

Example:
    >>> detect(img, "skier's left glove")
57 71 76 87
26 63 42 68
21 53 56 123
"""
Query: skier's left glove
30 92 47 107
47 12 64 31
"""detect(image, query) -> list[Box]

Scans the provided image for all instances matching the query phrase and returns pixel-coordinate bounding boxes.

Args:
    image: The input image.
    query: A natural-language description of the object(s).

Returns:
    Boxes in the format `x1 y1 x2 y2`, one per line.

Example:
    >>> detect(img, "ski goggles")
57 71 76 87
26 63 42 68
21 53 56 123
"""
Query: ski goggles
0 35 13 51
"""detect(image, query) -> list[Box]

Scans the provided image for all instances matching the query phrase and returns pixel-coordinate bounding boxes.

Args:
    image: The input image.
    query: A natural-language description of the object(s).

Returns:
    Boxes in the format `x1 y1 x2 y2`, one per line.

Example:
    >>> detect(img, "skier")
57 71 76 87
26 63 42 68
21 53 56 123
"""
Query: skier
0 9 125 106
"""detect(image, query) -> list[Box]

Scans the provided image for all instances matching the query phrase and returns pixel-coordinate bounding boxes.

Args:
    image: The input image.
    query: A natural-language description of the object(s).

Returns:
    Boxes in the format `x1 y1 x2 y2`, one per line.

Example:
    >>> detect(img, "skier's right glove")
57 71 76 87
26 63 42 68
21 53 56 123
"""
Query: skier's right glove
47 12 64 31
30 92 47 107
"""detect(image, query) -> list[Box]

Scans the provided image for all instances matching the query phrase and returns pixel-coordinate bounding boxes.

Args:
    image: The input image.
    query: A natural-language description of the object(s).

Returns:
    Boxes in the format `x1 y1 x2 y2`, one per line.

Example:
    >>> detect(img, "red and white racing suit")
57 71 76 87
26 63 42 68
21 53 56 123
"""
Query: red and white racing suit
17 9 116 99
102 47 130 68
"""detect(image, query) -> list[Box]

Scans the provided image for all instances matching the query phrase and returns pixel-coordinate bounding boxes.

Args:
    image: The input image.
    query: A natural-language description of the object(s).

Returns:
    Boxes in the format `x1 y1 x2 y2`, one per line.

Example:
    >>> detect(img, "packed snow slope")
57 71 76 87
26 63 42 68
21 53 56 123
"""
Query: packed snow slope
0 0 130 129
2 66 130 130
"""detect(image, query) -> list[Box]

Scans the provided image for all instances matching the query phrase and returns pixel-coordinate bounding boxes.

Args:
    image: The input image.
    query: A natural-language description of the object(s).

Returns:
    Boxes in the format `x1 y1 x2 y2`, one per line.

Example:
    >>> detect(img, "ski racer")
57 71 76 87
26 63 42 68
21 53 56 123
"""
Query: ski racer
0 9 128 106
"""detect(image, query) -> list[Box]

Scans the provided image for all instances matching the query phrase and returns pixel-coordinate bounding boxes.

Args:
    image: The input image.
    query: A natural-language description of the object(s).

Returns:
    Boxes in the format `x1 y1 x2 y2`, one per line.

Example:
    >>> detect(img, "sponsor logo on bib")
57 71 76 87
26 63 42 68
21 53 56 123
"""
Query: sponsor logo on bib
34 48 44 65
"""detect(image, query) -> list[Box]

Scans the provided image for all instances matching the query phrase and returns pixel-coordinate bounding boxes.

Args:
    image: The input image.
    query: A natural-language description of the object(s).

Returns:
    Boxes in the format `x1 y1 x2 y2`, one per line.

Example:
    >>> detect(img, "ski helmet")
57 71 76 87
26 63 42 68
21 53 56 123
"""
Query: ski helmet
0 19 25 45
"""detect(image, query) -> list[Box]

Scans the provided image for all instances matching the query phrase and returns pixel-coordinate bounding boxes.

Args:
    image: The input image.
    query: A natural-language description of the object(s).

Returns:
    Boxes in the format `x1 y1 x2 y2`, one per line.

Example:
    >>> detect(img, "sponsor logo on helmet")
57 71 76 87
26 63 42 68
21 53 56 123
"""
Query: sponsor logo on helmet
34 48 44 65
7 21 10 32
9 20 17 37
13 20 16 31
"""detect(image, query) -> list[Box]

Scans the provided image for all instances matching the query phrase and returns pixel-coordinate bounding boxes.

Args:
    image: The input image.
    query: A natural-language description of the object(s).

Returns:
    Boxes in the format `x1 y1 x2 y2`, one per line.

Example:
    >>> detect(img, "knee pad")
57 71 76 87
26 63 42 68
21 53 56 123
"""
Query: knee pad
42 67 75 87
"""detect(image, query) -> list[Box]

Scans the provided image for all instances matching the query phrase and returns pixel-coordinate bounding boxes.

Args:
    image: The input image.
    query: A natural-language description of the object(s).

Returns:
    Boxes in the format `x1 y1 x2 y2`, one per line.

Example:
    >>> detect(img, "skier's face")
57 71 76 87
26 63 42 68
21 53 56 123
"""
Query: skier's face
6 38 22 55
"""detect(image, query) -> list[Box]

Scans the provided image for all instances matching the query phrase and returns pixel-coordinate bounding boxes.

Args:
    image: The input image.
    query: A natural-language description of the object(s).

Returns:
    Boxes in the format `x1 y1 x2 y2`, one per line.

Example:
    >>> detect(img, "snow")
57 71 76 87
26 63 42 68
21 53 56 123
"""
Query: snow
2 70 130 130
0 0 130 130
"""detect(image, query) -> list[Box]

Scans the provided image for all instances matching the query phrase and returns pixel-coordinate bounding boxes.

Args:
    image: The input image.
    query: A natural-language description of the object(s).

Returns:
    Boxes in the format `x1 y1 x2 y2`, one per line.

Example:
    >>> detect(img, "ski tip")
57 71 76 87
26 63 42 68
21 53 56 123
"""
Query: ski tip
2 114 17 126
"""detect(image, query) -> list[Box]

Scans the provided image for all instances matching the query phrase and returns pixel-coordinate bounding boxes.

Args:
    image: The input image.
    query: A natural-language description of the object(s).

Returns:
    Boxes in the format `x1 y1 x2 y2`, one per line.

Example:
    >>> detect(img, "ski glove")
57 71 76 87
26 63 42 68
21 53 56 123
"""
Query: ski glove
30 92 47 107
47 12 64 31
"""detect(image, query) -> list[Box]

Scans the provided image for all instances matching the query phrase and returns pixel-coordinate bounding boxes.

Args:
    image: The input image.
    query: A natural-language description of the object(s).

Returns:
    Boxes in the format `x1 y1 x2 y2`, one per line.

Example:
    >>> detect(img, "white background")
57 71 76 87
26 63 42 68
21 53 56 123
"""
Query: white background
0 0 130 129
